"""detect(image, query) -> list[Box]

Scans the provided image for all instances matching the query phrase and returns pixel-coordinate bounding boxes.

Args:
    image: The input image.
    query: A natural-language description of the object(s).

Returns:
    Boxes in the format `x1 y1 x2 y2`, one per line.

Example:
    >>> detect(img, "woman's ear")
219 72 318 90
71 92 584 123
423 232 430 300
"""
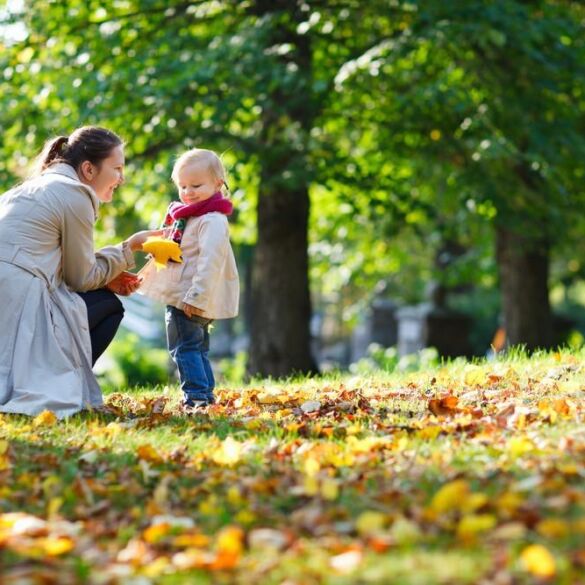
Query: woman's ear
79 160 95 182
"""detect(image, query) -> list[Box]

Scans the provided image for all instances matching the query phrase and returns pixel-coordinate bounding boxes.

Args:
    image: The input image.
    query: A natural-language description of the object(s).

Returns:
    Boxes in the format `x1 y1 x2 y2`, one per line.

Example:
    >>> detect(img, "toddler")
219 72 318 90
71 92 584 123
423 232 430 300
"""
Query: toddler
139 149 239 411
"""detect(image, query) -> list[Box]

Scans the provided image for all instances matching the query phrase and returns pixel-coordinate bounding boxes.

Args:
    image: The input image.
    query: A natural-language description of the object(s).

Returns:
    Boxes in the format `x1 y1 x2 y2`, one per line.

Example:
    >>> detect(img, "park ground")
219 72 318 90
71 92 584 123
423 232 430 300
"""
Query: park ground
1 349 584 584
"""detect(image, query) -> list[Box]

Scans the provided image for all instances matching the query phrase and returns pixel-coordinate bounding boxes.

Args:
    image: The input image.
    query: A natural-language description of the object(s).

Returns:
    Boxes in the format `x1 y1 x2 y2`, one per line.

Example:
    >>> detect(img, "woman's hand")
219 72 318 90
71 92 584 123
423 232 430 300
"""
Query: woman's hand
126 229 164 252
106 271 142 296
183 303 206 318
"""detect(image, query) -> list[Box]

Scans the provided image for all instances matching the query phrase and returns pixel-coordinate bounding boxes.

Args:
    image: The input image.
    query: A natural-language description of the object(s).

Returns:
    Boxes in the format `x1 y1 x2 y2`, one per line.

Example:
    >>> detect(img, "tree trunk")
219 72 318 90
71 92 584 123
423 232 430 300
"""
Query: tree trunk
247 1 318 377
248 178 317 376
495 225 552 350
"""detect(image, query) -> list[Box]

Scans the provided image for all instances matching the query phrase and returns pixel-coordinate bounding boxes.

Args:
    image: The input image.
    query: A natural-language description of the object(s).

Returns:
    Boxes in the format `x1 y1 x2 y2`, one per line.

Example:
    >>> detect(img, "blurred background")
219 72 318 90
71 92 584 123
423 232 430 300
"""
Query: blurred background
1 0 585 387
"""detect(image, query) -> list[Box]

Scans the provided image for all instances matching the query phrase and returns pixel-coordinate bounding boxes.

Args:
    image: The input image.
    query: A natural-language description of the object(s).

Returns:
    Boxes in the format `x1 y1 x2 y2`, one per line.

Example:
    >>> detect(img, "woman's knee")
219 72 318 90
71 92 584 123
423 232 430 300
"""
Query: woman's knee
102 289 125 315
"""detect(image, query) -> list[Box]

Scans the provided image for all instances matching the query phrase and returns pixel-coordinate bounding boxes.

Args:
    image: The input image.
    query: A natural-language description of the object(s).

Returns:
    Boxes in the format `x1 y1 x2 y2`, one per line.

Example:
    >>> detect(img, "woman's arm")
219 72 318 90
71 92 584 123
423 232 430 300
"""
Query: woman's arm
60 183 158 292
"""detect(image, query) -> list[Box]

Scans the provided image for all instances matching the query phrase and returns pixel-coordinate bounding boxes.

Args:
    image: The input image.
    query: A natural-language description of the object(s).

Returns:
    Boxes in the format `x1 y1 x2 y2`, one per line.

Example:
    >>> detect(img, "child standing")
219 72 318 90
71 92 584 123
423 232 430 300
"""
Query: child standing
139 149 239 411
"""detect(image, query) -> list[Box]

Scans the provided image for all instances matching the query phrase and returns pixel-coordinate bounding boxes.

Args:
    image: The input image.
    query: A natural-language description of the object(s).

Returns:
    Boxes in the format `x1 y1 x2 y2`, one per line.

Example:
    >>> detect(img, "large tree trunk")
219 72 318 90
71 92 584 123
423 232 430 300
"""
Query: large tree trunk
496 225 552 350
247 1 318 377
248 178 317 376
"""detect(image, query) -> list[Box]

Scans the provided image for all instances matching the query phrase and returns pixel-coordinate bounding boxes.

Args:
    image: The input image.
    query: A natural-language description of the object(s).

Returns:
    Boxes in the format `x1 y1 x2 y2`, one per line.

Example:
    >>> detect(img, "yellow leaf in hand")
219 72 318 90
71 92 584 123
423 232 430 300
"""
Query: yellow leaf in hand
520 544 556 578
142 237 183 269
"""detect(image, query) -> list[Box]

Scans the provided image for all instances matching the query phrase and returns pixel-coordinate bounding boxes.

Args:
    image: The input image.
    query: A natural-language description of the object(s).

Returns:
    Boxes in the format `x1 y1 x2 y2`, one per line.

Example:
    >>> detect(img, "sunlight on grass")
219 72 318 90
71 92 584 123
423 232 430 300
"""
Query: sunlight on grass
1 348 584 583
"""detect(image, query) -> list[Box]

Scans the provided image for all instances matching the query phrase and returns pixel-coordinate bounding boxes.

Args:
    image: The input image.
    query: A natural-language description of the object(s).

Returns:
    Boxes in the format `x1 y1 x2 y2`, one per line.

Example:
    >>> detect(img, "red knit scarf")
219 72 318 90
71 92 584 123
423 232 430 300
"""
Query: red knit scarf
162 192 233 244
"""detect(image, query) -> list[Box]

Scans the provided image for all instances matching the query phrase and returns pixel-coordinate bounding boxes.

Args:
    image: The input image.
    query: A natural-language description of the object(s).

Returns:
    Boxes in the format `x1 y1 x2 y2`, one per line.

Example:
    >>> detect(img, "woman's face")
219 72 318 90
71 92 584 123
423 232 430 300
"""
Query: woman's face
81 145 125 203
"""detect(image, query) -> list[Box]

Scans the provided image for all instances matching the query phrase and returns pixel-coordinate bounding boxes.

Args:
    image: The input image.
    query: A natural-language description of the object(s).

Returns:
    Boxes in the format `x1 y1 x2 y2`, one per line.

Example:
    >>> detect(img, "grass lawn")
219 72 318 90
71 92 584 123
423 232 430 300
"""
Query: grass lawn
1 349 584 584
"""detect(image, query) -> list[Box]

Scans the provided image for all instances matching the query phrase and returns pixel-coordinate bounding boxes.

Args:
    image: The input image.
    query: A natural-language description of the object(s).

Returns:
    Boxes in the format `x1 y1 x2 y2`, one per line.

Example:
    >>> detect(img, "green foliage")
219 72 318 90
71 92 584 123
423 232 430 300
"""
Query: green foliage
350 343 439 375
216 350 247 386
2 0 585 356
98 331 170 392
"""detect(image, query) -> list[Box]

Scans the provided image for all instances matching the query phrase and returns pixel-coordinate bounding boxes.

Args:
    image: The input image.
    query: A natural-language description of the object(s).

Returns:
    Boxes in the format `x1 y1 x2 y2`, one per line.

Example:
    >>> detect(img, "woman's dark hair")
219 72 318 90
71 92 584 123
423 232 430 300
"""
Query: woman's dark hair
35 126 123 175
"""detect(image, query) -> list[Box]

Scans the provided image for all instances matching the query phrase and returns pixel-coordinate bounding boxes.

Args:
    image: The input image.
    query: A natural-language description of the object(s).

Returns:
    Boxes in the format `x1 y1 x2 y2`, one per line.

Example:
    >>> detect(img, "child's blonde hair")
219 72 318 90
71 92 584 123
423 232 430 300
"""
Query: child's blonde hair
171 148 228 193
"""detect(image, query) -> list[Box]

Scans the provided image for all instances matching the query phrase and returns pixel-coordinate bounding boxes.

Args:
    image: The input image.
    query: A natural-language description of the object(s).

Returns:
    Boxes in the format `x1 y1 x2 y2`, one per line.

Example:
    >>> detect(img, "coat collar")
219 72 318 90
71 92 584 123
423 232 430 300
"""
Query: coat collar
43 163 100 215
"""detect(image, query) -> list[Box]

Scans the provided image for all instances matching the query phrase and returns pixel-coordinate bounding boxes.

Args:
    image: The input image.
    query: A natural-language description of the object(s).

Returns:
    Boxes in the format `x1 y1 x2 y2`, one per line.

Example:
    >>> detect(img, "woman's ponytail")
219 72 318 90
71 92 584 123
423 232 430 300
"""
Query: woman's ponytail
33 136 69 175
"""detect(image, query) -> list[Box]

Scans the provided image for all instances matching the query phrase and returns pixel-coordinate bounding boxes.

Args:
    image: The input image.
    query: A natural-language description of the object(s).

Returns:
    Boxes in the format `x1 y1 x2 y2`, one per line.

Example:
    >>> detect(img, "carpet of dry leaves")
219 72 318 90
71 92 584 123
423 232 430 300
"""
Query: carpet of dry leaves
1 351 584 584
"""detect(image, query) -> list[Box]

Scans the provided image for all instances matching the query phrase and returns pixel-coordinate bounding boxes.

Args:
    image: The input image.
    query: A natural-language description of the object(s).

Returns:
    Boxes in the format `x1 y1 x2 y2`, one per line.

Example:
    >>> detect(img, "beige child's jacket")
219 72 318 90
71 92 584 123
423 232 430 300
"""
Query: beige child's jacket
138 212 239 319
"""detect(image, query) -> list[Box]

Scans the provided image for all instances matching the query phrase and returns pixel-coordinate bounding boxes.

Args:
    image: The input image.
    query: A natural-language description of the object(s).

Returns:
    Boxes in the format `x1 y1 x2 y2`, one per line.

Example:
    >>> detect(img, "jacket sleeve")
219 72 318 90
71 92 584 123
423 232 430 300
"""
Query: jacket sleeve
60 184 135 292
183 216 229 314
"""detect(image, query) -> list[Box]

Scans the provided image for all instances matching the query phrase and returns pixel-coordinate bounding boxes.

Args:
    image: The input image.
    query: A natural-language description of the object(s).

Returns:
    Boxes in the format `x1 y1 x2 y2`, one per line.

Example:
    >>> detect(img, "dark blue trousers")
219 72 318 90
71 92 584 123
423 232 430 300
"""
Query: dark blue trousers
77 289 124 365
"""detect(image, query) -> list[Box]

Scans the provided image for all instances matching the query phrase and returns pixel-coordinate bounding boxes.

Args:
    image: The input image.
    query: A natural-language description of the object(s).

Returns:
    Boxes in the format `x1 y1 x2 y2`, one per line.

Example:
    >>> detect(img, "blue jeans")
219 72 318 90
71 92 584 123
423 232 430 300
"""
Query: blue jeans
165 306 215 404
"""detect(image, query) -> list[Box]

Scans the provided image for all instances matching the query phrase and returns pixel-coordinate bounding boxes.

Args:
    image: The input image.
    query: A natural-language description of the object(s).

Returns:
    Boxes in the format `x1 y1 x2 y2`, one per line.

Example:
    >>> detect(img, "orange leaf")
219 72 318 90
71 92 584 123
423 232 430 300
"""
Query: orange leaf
136 444 164 464
428 395 460 417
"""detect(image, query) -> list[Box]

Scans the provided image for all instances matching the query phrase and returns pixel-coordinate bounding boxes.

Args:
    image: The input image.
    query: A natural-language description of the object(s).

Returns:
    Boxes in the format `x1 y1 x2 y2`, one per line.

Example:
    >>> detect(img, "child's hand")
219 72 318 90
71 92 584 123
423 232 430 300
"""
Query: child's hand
183 303 205 318
106 271 142 296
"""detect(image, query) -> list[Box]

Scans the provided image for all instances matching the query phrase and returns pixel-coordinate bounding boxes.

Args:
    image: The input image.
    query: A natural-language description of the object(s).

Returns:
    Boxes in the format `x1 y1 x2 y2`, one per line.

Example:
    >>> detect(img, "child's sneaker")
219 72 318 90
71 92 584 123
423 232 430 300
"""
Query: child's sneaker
181 399 210 415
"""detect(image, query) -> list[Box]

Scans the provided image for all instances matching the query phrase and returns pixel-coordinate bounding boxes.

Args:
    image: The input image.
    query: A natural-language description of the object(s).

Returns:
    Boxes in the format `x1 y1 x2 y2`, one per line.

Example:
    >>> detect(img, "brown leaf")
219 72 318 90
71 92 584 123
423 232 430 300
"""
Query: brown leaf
428 395 460 417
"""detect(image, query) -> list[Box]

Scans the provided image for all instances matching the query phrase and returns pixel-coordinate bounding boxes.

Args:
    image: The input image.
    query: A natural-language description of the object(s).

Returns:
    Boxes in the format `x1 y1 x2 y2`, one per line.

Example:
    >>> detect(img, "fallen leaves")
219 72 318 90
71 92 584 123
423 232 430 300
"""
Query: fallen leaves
1 352 585 583
32 410 58 427
520 543 557 578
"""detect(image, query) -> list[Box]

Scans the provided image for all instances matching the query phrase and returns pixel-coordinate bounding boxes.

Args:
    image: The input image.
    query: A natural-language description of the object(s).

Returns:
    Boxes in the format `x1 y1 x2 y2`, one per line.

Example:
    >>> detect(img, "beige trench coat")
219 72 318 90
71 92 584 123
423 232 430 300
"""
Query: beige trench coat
0 164 135 418
138 212 239 319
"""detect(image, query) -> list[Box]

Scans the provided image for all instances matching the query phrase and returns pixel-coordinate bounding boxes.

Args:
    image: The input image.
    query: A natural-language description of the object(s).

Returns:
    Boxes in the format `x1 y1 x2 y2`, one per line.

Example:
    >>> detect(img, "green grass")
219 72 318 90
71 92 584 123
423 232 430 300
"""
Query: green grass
1 348 585 583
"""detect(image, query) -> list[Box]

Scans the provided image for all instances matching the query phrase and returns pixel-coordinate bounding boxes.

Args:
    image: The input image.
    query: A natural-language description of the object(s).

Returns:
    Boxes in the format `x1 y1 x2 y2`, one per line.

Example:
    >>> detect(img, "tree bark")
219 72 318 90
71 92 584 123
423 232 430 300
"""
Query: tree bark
248 177 317 376
247 1 318 377
495 225 552 350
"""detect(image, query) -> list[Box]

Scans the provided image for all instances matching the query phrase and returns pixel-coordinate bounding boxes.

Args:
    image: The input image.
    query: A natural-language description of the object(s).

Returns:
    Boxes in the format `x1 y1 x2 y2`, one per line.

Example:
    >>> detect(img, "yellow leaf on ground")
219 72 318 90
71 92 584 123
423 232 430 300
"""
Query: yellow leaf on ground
520 544 556 578
303 475 319 496
507 436 535 457
33 410 58 427
41 536 75 556
355 511 386 535
212 437 244 466
430 480 470 514
143 522 170 543
136 444 164 464
213 526 244 569
457 514 497 541
303 457 320 477
321 478 339 501
463 365 487 387
536 518 569 539
0 439 10 471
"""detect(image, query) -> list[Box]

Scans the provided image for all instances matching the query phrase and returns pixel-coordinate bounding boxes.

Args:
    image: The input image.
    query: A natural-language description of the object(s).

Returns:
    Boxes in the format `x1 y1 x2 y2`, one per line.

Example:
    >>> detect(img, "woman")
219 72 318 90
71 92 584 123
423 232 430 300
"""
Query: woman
0 126 159 418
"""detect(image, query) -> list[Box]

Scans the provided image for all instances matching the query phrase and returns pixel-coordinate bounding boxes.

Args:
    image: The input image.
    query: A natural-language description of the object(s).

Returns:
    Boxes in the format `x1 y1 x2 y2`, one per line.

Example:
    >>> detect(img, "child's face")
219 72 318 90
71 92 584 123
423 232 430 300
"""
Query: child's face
176 163 223 205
